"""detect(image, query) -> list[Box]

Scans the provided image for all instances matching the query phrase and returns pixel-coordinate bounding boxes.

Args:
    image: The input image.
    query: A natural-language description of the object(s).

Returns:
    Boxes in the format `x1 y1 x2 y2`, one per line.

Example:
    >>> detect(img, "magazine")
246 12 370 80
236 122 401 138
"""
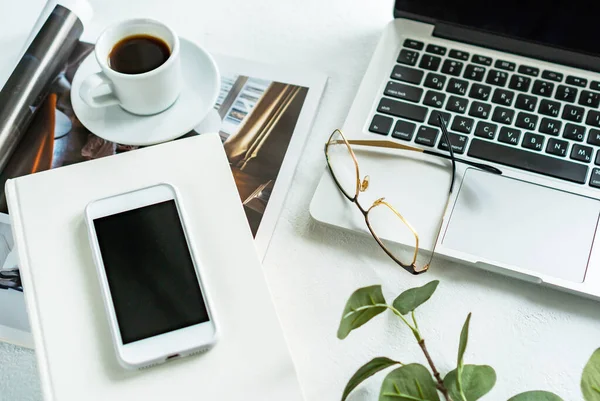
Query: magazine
0 2 326 348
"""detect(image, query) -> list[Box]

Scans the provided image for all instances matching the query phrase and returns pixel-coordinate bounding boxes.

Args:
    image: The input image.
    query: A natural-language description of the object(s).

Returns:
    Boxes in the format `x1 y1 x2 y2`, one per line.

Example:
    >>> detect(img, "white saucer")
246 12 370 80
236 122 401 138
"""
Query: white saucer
71 38 220 146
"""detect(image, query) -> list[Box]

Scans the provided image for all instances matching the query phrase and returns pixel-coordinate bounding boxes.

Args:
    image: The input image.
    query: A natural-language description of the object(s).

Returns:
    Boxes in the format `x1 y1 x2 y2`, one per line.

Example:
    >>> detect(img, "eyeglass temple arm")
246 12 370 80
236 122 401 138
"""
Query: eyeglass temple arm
344 139 502 175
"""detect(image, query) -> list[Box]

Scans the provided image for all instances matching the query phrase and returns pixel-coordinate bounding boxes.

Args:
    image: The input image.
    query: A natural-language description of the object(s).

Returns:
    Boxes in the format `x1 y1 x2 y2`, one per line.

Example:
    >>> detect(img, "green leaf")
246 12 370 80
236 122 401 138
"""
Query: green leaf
392 281 439 315
458 313 471 368
507 391 564 401
444 365 496 401
337 285 387 339
341 357 402 401
582 348 600 401
379 364 440 401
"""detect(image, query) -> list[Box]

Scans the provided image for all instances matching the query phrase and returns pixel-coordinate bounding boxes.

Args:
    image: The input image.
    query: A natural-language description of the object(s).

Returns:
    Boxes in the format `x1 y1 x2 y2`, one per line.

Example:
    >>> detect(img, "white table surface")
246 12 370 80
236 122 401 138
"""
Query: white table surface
2 1 600 400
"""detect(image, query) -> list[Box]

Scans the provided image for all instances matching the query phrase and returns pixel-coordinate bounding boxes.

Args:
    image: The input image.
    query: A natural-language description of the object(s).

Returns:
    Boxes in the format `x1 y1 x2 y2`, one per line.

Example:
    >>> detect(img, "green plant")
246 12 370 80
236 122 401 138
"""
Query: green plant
337 281 600 401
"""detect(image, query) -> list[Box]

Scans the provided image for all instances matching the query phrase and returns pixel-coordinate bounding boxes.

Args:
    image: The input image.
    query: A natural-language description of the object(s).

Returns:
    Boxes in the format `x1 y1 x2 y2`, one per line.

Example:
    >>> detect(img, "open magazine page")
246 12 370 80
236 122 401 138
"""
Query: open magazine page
0 42 326 347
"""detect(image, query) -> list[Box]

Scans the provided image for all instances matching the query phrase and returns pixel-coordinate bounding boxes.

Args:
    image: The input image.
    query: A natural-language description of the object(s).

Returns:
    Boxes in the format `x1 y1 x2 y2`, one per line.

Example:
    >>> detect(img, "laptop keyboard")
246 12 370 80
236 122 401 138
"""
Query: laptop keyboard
369 38 600 188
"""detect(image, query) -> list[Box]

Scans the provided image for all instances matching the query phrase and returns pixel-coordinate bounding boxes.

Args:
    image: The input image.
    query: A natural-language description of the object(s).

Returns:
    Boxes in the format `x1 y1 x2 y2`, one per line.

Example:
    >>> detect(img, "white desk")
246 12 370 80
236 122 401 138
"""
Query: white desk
2 1 600 400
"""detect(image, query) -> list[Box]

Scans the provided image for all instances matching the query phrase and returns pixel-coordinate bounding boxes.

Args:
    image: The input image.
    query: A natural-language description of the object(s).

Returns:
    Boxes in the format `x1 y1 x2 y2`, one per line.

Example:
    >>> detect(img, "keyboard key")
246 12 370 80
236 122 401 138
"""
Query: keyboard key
587 110 600 128
492 106 515 125
451 116 474 133
397 49 419 66
415 126 439 146
472 55 492 66
390 65 424 84
377 98 428 122
508 75 531 92
463 64 486 81
438 132 469 154
579 90 600 108
423 90 446 108
571 144 593 163
588 129 600 146
566 76 587 87
391 120 417 141
491 89 515 106
468 138 588 184
522 132 545 151
403 39 424 50
546 138 568 156
449 49 469 60
563 123 586 142
596 151 600 165
539 118 562 136
555 85 578 103
515 112 538 130
384 81 423 102
538 99 561 117
426 44 446 55
498 127 521 145
591 81 600 92
447 78 469 96
515 94 537 112
486 70 508 87
428 110 451 127
369 115 393 135
474 122 498 139
562 104 585 123
468 83 492 101
419 55 441 71
424 73 446 90
532 80 554 97
446 96 469 114
546 138 569 157
495 59 516 71
441 59 463 76
542 70 563 82
590 168 600 188
518 65 539 77
469 101 492 119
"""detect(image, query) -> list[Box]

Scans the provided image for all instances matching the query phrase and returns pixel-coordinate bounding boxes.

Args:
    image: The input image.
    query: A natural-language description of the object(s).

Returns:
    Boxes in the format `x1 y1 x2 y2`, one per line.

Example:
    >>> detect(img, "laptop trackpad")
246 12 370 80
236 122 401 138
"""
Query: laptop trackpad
443 169 600 282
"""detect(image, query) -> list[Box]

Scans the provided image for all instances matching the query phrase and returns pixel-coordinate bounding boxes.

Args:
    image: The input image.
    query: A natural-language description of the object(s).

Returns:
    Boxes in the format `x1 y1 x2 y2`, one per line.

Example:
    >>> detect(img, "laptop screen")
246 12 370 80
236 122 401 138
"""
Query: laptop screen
395 0 600 57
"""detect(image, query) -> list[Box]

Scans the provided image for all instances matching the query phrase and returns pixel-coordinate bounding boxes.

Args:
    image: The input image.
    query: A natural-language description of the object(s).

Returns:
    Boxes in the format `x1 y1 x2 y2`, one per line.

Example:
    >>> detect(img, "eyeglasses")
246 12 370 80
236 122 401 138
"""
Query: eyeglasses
324 116 501 274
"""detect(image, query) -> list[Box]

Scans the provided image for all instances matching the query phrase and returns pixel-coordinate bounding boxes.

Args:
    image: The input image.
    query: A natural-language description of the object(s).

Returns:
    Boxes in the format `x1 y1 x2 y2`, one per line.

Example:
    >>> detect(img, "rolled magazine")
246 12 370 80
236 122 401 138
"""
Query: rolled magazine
0 0 91 171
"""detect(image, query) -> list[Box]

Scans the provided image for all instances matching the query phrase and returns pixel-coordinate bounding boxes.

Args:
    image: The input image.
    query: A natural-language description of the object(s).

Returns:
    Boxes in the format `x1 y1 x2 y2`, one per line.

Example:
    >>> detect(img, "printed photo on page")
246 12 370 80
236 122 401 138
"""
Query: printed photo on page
0 213 33 348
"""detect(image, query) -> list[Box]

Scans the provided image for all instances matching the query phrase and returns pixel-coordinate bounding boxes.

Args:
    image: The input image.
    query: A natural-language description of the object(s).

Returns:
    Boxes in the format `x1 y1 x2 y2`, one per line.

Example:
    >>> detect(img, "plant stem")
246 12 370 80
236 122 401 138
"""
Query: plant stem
346 304 419 334
412 311 419 331
419 339 453 401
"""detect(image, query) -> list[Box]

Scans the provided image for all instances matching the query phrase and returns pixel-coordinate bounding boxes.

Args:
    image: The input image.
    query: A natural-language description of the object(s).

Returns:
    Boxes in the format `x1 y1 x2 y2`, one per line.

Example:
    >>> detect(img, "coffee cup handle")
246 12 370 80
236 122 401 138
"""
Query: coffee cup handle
79 72 120 108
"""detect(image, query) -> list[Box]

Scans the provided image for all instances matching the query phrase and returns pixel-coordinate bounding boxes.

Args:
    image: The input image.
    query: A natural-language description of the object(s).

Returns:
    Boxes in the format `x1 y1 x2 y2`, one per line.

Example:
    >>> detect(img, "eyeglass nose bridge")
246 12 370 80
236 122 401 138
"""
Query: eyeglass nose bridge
360 175 370 192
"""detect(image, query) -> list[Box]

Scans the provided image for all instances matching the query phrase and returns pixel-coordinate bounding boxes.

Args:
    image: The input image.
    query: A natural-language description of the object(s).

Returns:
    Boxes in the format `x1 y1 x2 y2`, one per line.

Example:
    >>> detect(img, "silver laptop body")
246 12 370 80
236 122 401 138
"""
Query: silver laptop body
310 2 600 299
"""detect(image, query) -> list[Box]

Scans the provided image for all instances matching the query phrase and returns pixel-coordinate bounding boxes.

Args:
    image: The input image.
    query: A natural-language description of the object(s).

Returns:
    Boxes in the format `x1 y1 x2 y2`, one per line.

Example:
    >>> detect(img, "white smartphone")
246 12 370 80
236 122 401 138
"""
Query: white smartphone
85 183 218 369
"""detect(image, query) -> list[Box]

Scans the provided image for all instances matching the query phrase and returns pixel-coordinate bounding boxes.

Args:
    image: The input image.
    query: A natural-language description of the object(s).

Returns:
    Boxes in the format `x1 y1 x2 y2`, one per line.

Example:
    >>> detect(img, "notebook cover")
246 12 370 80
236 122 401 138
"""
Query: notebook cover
6 134 304 401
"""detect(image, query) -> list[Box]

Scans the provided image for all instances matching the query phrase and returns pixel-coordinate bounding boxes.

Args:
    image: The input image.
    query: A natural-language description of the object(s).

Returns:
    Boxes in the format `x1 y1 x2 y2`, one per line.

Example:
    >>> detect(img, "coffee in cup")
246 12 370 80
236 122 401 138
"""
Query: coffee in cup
79 19 182 116
108 34 171 75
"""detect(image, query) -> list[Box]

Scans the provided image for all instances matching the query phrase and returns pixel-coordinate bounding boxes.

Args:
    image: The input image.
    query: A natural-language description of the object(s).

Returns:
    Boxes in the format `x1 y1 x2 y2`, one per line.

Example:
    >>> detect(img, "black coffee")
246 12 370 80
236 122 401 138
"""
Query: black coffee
108 34 171 75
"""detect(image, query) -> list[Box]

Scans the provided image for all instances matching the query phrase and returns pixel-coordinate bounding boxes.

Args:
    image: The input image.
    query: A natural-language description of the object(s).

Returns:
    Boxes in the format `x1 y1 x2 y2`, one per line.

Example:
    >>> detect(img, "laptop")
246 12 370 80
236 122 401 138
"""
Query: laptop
310 0 600 298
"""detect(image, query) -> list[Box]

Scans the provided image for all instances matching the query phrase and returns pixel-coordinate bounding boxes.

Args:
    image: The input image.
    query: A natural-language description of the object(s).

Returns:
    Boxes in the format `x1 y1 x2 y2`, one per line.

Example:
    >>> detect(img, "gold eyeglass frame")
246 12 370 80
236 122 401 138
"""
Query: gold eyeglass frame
325 119 502 274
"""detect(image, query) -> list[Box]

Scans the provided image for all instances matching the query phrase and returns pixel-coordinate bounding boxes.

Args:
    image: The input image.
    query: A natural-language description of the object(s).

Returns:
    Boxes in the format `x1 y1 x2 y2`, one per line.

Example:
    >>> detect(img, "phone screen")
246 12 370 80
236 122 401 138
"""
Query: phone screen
93 200 209 344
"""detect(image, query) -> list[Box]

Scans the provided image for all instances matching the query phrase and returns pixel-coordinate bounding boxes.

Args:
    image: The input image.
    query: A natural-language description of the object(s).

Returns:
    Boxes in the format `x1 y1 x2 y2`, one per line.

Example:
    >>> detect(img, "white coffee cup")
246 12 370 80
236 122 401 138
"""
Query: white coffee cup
79 19 182 115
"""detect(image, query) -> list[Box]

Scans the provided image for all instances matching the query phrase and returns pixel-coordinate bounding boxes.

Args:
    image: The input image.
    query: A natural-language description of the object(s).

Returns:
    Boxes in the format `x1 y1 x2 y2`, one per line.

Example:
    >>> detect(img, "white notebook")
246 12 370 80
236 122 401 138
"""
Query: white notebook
6 134 304 401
